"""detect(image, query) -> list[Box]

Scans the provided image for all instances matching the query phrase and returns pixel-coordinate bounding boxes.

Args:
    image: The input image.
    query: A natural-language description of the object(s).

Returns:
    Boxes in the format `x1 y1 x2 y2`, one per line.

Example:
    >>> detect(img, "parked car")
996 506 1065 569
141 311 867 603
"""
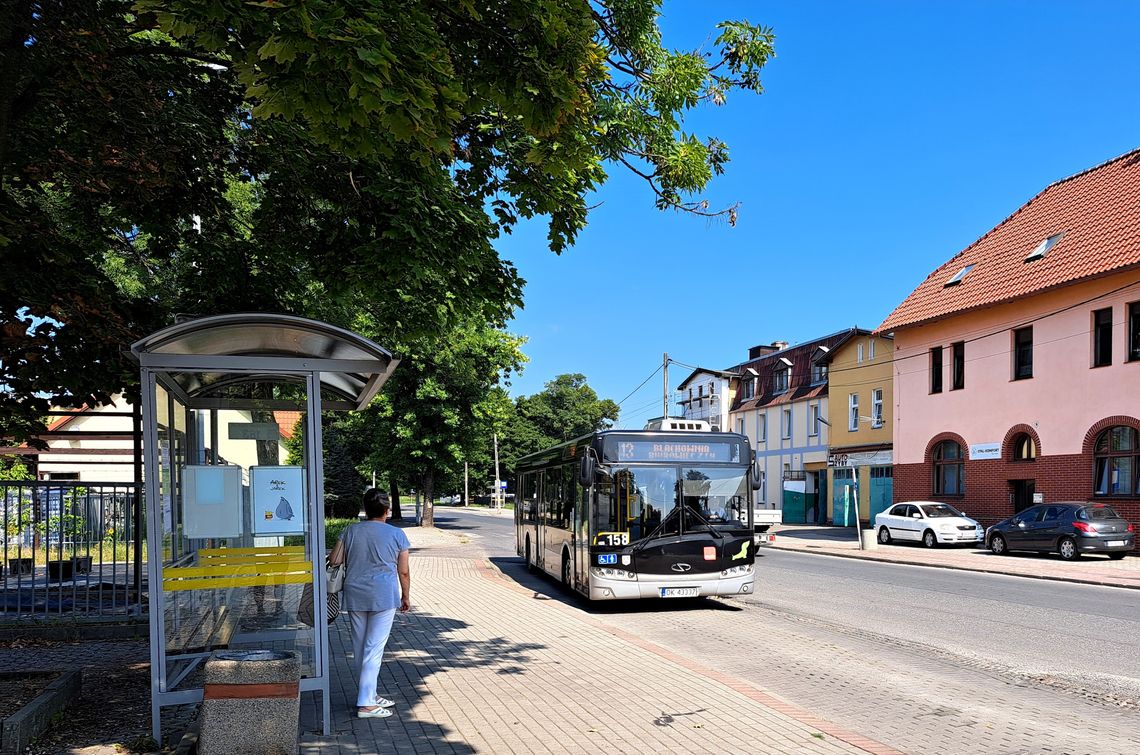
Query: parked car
875 501 983 548
986 502 1134 560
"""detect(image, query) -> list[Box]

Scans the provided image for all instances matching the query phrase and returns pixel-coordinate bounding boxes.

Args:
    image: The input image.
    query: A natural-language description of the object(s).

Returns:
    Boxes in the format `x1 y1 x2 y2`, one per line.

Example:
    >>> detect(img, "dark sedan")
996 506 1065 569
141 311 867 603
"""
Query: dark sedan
986 502 1134 560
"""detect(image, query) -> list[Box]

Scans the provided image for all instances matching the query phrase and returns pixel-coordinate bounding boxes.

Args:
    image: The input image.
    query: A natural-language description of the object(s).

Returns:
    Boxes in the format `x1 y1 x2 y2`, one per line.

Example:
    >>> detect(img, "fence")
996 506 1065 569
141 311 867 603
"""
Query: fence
1 481 144 618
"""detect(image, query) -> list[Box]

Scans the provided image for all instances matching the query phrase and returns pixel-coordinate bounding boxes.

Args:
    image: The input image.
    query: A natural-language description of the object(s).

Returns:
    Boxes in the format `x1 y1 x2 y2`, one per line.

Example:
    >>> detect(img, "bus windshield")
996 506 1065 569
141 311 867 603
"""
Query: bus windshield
594 465 749 544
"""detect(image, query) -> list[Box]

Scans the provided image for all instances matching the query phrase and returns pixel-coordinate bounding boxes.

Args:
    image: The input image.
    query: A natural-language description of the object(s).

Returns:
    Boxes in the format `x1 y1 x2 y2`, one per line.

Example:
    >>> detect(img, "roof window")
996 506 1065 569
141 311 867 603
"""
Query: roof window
944 264 976 287
1025 232 1063 262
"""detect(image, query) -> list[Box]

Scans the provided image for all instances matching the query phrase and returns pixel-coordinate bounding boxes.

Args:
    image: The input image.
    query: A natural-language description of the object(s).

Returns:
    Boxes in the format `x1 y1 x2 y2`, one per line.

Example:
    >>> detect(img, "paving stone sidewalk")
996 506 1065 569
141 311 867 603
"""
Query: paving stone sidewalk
767 524 1140 589
299 525 899 755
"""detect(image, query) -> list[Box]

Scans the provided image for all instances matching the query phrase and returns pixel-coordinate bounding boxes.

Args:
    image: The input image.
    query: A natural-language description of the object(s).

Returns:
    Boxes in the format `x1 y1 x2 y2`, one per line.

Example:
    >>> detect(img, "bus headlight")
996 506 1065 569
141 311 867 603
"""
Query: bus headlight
720 564 754 578
591 567 637 581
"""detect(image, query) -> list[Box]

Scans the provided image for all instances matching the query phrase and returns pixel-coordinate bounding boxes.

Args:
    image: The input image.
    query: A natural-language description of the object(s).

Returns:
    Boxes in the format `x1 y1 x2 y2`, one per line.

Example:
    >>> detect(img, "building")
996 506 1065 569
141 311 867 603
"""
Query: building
878 148 1140 534
675 367 738 431
818 330 895 526
727 332 857 523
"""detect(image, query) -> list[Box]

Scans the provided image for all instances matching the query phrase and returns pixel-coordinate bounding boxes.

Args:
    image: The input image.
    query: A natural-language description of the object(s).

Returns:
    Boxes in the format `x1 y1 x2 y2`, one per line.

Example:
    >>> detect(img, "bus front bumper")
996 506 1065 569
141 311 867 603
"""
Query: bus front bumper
588 569 755 600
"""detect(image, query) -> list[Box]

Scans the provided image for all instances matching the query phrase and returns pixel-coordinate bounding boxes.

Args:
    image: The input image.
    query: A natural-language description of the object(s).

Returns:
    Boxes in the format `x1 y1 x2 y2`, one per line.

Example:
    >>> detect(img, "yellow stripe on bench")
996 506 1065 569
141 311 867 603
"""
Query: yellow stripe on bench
164 546 313 591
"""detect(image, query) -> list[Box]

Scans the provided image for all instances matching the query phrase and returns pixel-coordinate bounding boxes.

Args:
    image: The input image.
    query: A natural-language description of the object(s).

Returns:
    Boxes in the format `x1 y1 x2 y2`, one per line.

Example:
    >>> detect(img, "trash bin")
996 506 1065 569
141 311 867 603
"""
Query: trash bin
198 650 300 755
860 529 879 550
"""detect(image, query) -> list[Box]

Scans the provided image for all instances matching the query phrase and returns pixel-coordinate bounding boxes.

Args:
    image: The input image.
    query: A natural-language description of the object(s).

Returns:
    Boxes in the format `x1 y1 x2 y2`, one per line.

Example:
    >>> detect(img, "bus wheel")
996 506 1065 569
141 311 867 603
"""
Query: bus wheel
561 553 572 588
525 537 534 573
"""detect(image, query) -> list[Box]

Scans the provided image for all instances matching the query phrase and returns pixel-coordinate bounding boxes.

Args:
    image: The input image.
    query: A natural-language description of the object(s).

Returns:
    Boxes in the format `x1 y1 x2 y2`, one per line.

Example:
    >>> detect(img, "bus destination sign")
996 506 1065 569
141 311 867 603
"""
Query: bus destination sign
615 440 736 463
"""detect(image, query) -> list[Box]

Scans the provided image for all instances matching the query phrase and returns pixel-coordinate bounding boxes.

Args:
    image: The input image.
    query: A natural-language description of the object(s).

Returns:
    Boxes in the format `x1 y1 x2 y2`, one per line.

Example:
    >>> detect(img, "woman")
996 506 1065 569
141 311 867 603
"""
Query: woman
328 488 411 719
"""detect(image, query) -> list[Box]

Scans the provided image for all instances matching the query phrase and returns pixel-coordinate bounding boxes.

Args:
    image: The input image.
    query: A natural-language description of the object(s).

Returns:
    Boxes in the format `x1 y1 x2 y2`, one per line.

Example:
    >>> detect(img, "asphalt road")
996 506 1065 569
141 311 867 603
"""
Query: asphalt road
433 506 1140 753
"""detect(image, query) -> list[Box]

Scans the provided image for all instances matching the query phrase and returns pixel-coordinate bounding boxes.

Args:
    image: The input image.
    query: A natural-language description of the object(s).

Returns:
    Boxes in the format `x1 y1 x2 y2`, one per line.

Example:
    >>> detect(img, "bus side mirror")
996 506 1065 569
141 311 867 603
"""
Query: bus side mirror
579 454 595 486
750 452 762 491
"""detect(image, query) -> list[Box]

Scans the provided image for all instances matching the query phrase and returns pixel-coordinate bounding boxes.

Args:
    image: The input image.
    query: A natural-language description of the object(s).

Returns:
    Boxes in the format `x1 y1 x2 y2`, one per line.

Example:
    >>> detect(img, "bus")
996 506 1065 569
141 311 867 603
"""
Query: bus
514 429 759 600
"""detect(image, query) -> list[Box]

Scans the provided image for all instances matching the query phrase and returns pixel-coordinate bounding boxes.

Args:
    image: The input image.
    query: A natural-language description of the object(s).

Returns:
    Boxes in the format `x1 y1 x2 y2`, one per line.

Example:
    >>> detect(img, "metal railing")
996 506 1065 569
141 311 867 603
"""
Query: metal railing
2 481 144 617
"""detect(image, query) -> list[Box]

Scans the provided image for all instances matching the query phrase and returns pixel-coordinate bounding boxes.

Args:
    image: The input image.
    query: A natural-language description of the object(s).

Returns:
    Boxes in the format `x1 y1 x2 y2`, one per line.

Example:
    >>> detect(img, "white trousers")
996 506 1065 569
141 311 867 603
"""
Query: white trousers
349 608 397 707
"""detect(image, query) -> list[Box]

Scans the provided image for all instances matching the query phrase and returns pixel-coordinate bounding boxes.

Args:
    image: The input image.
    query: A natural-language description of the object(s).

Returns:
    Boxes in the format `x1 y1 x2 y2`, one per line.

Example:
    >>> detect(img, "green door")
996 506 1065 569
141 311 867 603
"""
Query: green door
831 473 856 526
782 488 807 524
869 467 893 524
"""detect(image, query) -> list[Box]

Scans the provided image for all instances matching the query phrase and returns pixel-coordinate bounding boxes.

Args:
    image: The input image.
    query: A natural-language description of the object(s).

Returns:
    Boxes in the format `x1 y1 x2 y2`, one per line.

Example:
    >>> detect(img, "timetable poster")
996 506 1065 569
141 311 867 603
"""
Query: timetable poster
183 465 244 539
250 466 306 536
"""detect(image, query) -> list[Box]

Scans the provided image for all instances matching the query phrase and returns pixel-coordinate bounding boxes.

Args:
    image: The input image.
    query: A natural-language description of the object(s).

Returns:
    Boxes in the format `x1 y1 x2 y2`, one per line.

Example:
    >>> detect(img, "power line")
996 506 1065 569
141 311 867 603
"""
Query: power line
616 364 663 406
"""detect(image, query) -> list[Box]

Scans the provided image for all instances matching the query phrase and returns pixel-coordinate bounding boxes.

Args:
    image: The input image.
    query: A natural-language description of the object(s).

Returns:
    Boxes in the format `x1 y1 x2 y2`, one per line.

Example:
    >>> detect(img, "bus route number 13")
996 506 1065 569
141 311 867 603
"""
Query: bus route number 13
594 531 629 547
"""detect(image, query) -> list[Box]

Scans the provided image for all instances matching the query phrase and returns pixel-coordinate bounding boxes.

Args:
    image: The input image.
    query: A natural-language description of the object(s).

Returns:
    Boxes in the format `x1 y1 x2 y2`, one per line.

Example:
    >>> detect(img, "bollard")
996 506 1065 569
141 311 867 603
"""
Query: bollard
860 529 879 550
198 650 300 755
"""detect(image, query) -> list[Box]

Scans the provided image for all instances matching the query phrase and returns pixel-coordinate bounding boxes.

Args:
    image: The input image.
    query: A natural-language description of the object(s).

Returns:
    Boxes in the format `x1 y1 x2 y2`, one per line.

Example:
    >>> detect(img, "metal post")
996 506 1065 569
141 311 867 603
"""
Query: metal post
132 403 144 616
852 464 864 547
305 371 331 736
464 461 469 507
493 432 501 511
662 352 669 420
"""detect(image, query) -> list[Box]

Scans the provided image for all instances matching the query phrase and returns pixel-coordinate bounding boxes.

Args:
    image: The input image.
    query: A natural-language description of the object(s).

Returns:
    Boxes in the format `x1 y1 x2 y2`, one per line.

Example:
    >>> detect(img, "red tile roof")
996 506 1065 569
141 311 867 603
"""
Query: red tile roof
274 411 303 440
879 148 1140 332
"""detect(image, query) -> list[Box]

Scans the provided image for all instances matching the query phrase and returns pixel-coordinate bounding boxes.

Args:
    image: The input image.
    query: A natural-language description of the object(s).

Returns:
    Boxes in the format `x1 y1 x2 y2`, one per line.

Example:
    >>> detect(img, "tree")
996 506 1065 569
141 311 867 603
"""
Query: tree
358 323 526 527
497 373 619 486
2 2 774 441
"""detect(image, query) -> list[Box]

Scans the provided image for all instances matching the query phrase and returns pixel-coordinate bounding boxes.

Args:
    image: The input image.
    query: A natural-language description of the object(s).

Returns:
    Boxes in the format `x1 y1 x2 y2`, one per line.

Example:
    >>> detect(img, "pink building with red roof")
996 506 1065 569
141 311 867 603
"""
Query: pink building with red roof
878 148 1140 538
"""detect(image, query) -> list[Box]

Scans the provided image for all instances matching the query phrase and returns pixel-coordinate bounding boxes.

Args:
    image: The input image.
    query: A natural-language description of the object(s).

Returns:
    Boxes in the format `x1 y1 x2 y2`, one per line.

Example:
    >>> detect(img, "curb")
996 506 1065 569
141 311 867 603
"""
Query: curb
768 543 1140 590
0 669 82 755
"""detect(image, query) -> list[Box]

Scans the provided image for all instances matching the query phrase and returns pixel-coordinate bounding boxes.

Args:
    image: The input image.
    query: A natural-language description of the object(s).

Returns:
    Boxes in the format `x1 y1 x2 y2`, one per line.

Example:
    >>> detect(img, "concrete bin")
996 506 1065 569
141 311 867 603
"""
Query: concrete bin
198 650 300 755
860 529 879 550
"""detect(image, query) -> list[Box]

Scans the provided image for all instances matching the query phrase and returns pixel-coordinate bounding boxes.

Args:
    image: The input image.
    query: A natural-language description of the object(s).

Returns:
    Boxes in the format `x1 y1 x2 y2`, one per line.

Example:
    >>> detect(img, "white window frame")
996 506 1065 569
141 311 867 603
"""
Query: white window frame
809 403 820 437
782 408 792 439
736 417 745 435
848 393 859 432
757 412 767 442
871 389 883 428
869 339 876 361
857 343 864 363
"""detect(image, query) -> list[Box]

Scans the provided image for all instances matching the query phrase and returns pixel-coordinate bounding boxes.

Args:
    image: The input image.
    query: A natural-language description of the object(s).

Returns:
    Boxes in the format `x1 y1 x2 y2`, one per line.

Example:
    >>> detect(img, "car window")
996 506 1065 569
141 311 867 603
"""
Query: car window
920 504 961 518
1016 507 1042 523
888 504 907 516
1079 505 1120 520
907 505 921 518
1042 506 1063 522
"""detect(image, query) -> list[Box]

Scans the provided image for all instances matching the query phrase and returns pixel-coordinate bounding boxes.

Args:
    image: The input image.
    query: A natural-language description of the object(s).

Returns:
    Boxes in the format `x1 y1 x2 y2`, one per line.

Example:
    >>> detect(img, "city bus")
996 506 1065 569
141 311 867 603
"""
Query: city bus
514 429 759 600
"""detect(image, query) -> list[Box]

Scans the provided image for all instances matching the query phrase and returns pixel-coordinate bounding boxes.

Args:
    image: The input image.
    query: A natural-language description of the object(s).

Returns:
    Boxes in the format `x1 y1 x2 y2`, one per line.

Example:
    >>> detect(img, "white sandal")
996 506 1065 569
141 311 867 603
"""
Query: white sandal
372 696 396 708
357 706 393 719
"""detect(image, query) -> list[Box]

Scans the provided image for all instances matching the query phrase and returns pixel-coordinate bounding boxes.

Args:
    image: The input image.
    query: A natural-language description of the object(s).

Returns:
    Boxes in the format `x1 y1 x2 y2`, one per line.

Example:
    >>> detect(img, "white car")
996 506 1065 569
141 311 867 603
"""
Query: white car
875 501 984 548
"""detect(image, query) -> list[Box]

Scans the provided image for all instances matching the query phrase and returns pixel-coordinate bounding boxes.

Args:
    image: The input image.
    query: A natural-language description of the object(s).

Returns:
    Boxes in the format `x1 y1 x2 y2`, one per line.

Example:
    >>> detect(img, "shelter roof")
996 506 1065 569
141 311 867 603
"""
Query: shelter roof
129 313 398 410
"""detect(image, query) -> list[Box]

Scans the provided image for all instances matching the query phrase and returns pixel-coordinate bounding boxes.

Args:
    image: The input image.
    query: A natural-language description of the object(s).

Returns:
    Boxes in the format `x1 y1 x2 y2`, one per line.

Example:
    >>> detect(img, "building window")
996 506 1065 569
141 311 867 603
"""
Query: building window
1128 302 1140 362
871 389 883 428
1011 433 1036 461
781 408 792 439
951 341 965 389
857 343 864 363
869 339 876 361
930 347 943 394
741 378 755 400
757 413 767 442
809 404 820 437
759 470 767 501
736 418 745 435
1093 308 1113 367
1013 327 1033 380
848 393 859 431
1094 426 1139 497
932 440 965 496
811 363 828 385
773 368 790 394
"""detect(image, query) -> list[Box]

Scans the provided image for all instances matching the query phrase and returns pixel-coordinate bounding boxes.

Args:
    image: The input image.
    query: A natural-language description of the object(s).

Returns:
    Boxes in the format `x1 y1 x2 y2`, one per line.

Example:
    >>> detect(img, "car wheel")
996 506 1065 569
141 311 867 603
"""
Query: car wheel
878 526 892 545
989 534 1007 555
524 537 534 573
561 553 572 588
1108 552 1126 560
1058 537 1080 561
922 529 937 548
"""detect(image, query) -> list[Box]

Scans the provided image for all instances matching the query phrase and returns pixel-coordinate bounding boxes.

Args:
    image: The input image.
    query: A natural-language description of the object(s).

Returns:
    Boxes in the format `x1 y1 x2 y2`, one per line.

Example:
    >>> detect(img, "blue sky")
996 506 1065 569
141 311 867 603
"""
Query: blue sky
495 1 1140 428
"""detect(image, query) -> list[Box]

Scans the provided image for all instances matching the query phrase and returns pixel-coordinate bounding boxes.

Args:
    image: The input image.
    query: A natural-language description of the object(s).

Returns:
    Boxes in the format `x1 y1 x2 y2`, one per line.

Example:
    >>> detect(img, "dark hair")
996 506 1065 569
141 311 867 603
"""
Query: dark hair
362 488 391 520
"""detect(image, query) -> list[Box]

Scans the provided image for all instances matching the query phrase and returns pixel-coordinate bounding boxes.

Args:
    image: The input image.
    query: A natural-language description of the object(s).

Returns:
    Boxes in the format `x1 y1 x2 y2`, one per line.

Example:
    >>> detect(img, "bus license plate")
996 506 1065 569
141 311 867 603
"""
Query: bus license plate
660 587 698 598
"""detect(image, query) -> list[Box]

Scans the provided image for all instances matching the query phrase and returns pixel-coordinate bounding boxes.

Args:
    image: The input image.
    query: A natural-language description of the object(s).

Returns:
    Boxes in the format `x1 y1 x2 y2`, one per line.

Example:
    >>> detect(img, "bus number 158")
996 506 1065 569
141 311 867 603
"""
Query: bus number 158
594 532 629 547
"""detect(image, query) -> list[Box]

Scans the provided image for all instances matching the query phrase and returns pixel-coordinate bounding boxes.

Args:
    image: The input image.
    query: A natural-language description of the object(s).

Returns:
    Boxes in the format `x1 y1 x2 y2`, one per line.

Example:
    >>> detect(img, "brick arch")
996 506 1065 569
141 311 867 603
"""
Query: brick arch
1082 416 1140 455
923 432 968 463
1002 424 1043 460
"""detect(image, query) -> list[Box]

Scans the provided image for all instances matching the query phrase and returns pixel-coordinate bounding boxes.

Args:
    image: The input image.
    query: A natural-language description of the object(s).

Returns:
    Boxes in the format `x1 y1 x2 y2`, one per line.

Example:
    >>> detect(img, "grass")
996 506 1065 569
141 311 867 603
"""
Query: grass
2 542 147 568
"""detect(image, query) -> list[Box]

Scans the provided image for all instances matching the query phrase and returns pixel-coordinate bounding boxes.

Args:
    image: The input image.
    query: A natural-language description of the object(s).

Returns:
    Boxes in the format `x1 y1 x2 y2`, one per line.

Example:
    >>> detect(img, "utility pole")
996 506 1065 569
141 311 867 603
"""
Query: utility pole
493 432 501 511
662 352 669 421
464 461 469 507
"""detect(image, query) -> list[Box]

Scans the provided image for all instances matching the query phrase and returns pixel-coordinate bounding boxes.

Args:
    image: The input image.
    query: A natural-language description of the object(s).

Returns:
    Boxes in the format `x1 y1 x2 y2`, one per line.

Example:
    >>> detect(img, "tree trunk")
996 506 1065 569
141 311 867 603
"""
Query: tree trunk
421 473 434 528
389 479 402 521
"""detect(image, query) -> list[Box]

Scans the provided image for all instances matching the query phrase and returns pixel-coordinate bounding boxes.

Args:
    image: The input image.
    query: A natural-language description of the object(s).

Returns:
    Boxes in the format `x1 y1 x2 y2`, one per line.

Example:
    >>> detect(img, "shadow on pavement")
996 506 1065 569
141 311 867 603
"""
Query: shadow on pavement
487 557 745 615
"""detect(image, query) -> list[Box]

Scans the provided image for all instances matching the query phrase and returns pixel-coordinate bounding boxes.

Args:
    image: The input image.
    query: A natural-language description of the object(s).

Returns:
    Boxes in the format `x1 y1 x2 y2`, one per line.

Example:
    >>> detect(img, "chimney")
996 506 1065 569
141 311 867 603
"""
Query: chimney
771 340 789 351
748 343 776 360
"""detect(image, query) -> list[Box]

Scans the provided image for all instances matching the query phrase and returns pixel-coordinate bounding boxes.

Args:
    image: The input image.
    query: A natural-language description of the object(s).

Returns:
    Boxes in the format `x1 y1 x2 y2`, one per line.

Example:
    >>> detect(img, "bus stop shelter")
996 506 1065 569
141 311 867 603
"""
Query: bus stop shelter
129 313 399 741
